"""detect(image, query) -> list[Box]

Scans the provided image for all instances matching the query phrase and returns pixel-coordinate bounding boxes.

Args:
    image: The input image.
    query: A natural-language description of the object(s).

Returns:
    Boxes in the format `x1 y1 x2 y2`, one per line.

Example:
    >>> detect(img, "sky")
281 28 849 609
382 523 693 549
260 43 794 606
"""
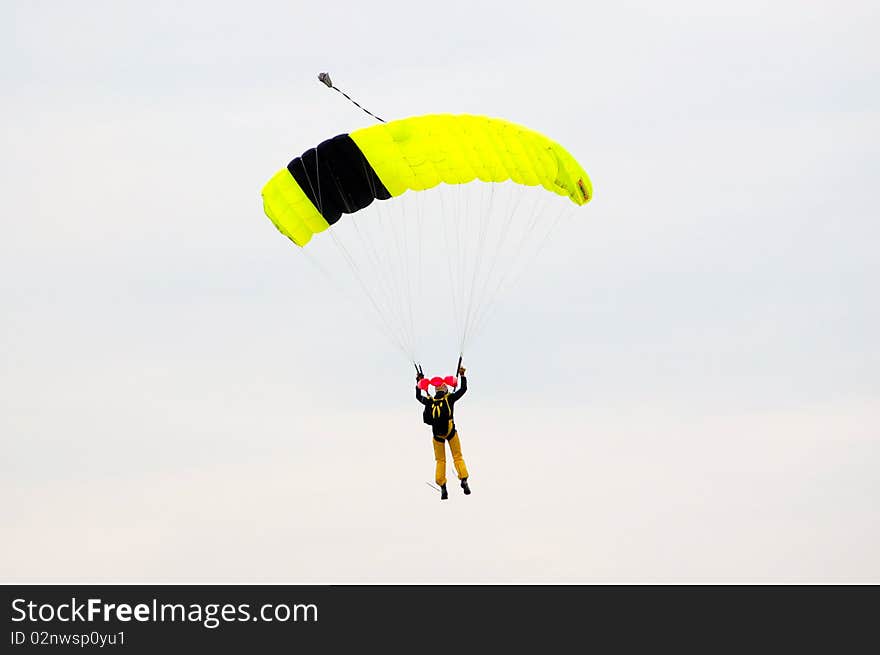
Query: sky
1 0 878 583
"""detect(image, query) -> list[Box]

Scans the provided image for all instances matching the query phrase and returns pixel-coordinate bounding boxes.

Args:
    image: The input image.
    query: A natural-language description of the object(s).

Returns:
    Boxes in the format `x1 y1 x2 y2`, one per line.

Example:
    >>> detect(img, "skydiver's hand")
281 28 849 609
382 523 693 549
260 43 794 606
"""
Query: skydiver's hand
458 366 466 376
416 371 424 382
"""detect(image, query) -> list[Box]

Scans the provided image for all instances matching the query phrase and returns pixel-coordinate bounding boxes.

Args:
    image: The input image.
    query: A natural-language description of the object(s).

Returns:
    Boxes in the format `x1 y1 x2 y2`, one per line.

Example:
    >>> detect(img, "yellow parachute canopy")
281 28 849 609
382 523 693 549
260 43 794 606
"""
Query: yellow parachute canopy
262 114 592 247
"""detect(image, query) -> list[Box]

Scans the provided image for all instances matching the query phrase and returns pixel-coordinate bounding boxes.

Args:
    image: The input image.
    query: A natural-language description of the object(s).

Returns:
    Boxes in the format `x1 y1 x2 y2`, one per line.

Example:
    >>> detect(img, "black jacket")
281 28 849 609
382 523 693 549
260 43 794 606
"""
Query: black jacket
416 376 467 437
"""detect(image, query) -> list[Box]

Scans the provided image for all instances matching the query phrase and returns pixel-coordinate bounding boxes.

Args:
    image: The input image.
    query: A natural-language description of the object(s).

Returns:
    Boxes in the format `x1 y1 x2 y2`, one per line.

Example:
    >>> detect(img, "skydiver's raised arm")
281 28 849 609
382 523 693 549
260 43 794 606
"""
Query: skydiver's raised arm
415 367 429 404
451 374 467 401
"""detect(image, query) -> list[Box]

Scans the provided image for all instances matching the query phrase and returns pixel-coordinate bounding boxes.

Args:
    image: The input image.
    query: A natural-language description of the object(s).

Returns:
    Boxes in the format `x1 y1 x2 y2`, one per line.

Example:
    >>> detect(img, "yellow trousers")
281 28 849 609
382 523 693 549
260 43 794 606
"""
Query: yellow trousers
433 429 469 487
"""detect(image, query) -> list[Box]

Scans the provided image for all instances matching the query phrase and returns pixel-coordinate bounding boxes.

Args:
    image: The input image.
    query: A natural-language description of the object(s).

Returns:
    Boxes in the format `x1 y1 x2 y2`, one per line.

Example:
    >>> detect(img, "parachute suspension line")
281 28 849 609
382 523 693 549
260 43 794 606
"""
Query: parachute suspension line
350 159 410 350
347 210 394 320
461 185 534 351
403 194 419 358
461 186 528 351
291 139 392 352
460 181 503 350
399 187 418 363
467 190 548 342
463 184 522 341
379 202 415 358
442 186 460 351
417 190 426 357
444 186 464 350
306 147 411 360
411 189 427 360
416 187 433 360
456 183 475 352
386 187 416 357
373 183 416 359
329 224 411 358
456 183 473 341
439 187 461 334
455 185 469 331
348 156 410 359
459 182 496 355
327 229 413 360
318 72 386 123
467 203 576 349
299 248 409 360
455 184 468 334
341 209 404 356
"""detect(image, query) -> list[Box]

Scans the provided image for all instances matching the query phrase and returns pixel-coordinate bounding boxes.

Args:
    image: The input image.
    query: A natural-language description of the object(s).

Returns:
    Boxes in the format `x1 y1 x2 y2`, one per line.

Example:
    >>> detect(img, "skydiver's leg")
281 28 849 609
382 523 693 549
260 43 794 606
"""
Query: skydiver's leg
433 437 447 487
447 431 469 481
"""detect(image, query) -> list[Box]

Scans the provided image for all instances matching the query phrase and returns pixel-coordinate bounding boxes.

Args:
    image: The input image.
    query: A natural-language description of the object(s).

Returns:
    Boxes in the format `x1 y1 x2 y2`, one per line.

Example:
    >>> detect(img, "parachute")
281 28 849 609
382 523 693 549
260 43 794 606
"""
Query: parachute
263 114 591 247
261 112 592 365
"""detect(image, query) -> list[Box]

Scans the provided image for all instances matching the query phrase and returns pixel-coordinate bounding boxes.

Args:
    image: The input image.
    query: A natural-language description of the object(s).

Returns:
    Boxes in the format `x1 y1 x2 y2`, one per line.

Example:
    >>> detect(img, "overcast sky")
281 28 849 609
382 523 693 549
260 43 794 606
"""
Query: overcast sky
2 0 878 583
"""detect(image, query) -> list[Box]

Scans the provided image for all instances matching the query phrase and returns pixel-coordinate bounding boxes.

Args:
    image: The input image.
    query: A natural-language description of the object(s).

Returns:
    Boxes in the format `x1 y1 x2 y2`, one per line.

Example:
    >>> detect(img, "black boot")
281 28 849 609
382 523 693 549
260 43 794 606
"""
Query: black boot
440 484 448 500
461 478 471 495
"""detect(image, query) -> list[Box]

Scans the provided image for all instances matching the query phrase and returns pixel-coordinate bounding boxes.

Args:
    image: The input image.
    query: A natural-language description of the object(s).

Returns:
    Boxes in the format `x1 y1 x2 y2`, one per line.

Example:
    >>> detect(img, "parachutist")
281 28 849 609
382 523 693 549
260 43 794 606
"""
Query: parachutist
260 114 592 489
417 365 470 499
